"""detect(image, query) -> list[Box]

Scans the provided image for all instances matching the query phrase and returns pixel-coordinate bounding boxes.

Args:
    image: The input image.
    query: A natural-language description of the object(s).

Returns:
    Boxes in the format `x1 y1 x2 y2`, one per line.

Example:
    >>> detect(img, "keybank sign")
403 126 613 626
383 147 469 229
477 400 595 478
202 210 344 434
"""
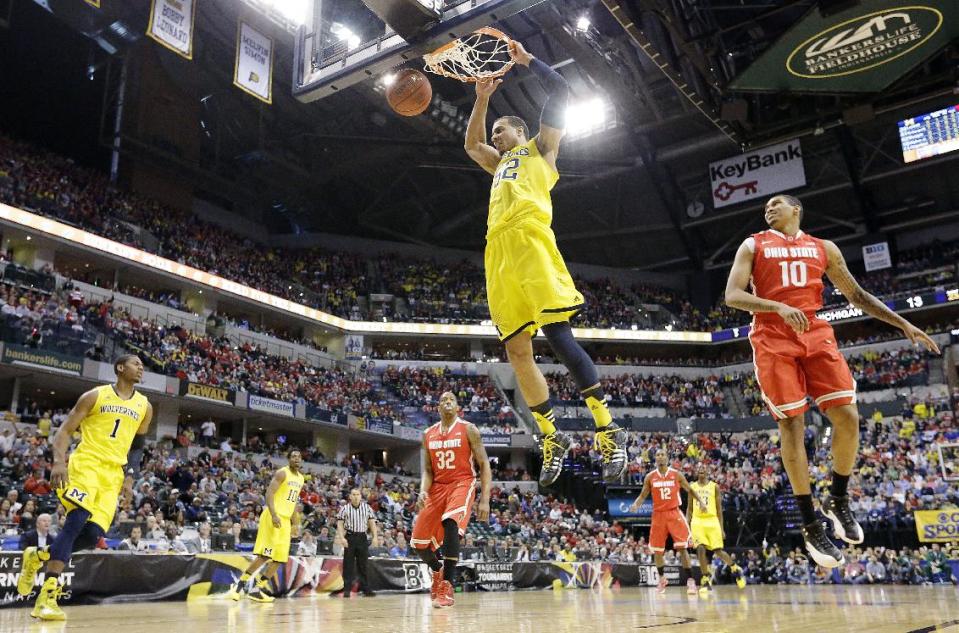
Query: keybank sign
787 7 943 78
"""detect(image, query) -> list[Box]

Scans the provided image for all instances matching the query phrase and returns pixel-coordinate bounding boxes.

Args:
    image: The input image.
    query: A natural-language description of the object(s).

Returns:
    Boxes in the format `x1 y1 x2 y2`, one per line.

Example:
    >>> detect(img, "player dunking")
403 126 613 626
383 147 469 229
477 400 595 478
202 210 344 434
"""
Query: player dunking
18 354 153 621
686 464 745 593
411 391 491 608
464 38 628 485
725 194 939 567
630 449 706 595
228 449 305 602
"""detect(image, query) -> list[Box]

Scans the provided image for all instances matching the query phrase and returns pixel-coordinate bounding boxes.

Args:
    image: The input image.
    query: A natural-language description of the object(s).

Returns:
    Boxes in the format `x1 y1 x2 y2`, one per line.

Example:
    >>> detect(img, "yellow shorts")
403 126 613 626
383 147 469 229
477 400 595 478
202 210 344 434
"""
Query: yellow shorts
253 509 292 562
691 517 724 551
485 219 584 341
57 451 124 531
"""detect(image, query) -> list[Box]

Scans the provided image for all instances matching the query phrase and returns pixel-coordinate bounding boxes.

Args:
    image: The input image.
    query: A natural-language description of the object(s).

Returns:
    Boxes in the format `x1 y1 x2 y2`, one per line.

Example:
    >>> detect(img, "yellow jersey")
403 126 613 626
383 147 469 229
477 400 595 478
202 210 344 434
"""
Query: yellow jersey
75 385 151 466
690 480 719 520
487 137 558 236
272 466 305 520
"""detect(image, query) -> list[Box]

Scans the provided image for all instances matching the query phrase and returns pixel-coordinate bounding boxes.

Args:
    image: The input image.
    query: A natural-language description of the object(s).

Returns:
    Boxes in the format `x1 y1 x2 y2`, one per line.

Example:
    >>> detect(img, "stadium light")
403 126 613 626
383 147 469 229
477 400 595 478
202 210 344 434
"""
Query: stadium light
331 23 361 51
259 0 308 25
382 73 397 86
576 15 590 31
565 98 609 137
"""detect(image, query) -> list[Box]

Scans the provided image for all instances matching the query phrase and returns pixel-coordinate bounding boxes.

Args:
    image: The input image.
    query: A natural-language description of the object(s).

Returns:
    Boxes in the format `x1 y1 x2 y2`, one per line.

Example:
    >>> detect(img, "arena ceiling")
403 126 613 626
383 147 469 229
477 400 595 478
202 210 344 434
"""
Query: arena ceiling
11 0 959 272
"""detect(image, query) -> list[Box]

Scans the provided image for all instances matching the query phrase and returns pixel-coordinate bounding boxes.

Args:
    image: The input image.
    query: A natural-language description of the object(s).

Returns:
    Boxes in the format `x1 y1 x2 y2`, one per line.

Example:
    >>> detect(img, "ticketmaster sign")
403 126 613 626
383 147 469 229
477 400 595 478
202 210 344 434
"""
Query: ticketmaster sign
730 2 957 93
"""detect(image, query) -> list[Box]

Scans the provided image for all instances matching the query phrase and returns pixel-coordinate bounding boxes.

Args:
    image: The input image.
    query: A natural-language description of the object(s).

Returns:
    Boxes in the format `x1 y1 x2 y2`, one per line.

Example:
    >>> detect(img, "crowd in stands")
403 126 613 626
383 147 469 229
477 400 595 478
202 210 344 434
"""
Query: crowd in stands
1 391 957 585
547 371 730 418
4 133 957 335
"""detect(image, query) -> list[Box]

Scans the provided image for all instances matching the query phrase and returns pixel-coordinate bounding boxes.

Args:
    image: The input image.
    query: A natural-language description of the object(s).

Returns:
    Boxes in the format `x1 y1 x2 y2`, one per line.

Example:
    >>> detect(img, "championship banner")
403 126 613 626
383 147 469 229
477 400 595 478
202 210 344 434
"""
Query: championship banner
179 381 236 405
234 21 274 104
729 1 958 93
248 394 294 417
146 0 196 60
863 241 893 272
915 510 959 542
1 344 82 375
479 432 511 447
709 139 806 208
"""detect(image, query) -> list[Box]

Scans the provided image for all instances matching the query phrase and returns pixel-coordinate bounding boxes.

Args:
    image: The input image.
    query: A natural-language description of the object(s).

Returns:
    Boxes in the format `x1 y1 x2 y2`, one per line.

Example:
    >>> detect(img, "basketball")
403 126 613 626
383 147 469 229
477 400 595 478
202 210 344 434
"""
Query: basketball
386 69 432 117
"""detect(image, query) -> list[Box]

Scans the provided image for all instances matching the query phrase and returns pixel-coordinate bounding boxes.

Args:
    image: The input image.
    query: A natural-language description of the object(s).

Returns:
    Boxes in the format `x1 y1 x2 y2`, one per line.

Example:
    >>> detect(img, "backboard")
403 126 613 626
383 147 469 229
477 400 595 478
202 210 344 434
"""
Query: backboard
293 0 549 102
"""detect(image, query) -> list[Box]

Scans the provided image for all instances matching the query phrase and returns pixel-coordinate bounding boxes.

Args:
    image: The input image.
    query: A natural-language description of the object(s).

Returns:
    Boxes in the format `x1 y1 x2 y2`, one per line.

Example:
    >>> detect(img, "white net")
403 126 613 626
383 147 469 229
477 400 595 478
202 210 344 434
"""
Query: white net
423 28 514 82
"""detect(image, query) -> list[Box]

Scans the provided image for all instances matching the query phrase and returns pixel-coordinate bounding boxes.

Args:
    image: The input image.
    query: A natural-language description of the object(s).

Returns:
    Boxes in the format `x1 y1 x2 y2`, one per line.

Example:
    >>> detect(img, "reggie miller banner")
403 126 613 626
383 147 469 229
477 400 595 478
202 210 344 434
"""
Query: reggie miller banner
234 21 274 104
146 0 196 60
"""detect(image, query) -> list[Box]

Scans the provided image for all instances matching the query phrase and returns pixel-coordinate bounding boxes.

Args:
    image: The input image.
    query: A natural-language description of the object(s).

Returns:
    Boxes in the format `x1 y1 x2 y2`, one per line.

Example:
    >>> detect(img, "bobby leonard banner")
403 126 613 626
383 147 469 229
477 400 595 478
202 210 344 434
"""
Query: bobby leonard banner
179 381 236 405
915 509 959 542
1 344 82 375
863 241 893 272
234 21 274 104
729 1 958 93
345 334 364 360
146 0 196 60
248 394 294 417
480 432 511 447
709 139 805 209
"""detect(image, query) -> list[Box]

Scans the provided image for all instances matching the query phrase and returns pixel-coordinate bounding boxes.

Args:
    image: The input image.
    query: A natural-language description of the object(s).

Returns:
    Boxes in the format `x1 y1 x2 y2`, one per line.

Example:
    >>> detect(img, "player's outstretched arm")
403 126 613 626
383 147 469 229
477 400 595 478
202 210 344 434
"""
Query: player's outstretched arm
417 437 434 511
466 423 492 522
724 240 809 334
464 79 502 175
823 240 940 353
629 474 651 511
50 388 99 489
508 40 566 164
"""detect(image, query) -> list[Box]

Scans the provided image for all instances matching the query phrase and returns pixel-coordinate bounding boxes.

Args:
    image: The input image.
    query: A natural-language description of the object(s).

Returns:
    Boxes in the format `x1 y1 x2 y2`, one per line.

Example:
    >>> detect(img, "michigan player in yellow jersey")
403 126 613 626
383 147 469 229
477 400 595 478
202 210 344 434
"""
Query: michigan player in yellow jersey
228 449 305 602
686 465 745 594
18 354 152 620
464 38 628 487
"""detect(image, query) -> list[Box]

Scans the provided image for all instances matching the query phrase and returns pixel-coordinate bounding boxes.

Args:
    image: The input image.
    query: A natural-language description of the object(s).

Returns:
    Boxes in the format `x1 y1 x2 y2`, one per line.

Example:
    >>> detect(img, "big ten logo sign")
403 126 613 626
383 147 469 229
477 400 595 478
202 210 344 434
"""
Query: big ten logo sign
403 562 430 591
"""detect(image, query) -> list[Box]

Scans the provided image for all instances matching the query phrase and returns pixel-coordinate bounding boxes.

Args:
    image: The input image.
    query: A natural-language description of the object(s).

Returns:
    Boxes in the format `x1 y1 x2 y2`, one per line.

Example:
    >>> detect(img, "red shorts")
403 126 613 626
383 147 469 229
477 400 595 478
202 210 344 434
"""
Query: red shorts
411 479 476 551
749 317 856 419
649 508 691 552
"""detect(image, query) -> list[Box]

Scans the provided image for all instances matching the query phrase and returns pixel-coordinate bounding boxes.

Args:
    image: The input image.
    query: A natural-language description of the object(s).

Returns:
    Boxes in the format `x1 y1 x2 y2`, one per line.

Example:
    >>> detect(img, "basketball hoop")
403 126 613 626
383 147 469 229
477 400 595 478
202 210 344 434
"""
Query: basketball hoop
423 27 514 82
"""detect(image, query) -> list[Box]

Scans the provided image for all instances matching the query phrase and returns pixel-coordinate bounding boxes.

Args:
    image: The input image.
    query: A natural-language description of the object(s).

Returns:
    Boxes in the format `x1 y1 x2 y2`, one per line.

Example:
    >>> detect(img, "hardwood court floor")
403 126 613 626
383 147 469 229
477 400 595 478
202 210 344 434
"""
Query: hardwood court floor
5 585 959 633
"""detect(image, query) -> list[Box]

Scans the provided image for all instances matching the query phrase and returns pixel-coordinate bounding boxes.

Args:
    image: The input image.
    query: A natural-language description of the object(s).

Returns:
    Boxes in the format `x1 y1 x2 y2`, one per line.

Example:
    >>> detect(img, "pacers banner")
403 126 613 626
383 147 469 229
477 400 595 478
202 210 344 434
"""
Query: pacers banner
915 510 959 542
146 0 196 60
234 21 274 104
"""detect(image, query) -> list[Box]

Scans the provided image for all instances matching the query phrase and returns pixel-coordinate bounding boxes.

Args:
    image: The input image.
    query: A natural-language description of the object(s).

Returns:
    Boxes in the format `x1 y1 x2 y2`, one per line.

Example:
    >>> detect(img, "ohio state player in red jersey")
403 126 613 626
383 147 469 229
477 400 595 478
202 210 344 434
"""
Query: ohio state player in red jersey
725 194 939 568
412 391 491 609
630 449 706 595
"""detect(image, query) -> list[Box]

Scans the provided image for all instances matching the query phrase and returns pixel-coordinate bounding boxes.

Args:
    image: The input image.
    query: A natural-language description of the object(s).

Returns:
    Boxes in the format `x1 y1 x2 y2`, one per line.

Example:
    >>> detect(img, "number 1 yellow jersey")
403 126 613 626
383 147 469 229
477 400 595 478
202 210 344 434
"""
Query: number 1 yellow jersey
690 480 719 520
75 385 150 466
272 466 305 520
487 137 558 236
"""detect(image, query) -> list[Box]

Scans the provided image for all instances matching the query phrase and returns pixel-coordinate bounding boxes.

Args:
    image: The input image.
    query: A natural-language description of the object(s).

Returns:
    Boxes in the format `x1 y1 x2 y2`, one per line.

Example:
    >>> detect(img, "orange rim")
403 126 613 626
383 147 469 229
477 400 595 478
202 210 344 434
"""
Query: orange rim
424 27 514 82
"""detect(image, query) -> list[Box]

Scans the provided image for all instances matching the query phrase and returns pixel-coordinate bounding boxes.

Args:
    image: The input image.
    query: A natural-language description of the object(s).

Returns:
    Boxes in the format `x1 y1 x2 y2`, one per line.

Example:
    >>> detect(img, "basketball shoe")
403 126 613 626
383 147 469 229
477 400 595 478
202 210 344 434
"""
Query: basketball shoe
430 569 444 604
800 520 844 568
821 494 864 544
31 577 65 621
698 575 712 596
433 580 454 608
247 578 275 603
730 564 746 589
538 431 572 486
594 423 628 482
227 576 247 601
18 546 49 596
655 575 668 595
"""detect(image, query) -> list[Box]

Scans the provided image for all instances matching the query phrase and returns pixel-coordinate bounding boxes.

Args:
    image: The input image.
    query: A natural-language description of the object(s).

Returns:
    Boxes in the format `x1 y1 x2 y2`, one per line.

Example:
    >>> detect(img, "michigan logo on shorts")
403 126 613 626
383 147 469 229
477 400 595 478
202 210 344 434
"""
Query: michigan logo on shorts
262 547 273 556
65 488 89 504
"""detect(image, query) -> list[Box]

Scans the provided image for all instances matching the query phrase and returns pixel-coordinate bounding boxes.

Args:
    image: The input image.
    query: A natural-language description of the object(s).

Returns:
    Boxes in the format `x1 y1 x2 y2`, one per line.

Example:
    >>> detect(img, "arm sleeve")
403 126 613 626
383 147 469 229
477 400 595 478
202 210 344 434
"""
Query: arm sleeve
528 57 569 129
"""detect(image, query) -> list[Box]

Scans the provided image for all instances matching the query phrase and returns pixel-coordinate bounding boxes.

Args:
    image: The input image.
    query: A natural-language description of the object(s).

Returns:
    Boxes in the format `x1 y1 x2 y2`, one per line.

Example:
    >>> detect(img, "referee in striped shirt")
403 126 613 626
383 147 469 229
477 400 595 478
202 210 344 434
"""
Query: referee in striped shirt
334 488 379 597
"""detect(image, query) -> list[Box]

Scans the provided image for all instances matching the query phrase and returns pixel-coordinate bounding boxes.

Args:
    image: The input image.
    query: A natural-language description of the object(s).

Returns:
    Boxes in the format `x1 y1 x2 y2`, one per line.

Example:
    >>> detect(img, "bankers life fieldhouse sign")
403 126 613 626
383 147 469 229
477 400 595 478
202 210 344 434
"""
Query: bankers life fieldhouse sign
730 2 957 93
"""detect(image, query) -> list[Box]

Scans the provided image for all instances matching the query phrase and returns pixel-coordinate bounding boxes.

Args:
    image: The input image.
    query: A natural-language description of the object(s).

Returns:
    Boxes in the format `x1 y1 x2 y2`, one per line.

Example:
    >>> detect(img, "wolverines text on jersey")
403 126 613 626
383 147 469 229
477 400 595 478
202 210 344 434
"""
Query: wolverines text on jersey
690 481 718 520
272 466 305 520
76 385 150 466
